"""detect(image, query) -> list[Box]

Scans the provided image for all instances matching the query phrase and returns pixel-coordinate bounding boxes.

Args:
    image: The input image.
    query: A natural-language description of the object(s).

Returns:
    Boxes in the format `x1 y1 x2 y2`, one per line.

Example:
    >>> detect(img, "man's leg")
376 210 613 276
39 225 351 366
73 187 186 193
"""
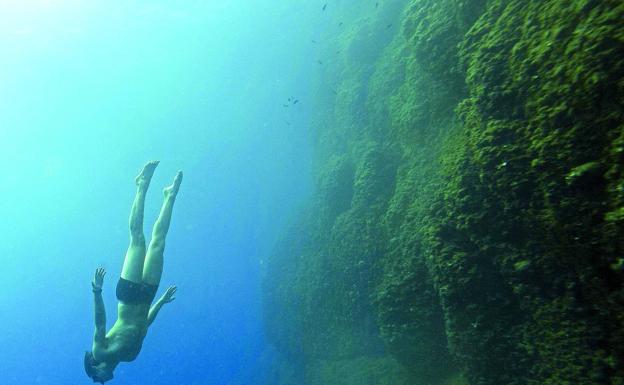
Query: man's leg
121 161 159 283
143 171 183 286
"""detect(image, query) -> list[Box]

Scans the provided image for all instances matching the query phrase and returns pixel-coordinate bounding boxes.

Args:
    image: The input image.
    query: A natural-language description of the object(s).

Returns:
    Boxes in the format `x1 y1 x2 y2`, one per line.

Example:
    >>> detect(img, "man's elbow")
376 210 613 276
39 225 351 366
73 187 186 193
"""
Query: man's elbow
95 324 106 337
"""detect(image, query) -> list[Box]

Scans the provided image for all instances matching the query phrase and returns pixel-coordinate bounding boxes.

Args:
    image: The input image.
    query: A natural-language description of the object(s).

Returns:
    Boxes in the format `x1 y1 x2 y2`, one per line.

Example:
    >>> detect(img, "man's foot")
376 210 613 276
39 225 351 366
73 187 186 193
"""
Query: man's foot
164 171 183 198
135 160 160 188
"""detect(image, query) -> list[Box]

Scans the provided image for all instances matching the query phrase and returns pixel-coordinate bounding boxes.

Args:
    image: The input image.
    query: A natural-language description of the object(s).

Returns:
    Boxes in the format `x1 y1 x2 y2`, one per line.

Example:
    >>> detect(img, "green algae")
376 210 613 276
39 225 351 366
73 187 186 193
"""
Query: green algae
262 0 624 384
307 356 412 385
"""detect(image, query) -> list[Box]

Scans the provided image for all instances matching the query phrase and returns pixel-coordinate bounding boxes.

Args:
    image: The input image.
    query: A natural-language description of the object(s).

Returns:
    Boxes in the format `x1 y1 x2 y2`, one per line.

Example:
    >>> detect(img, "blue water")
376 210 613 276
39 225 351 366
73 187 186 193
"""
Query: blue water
0 2 318 384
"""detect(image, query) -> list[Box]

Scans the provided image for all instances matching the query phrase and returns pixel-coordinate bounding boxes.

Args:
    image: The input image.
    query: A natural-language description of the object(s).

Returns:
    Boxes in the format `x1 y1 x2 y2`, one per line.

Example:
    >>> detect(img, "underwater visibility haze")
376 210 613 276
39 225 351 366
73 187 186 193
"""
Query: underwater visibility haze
1 0 624 384
0 1 313 384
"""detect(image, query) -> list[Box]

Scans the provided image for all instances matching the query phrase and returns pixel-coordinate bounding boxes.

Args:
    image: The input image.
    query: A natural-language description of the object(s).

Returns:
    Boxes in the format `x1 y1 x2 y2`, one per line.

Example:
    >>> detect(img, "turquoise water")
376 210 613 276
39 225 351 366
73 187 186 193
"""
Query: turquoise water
0 1 315 384
3 1 623 384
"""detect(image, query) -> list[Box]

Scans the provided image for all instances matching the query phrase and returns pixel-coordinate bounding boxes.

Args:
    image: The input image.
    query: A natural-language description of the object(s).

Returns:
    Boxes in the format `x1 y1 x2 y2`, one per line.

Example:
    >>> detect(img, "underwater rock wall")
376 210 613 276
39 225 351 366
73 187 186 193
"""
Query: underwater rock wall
262 1 624 384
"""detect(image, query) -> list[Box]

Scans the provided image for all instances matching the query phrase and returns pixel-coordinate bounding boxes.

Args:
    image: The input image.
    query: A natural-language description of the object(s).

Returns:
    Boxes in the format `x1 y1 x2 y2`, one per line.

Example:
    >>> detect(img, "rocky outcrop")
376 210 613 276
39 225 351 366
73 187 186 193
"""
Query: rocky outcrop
263 1 624 384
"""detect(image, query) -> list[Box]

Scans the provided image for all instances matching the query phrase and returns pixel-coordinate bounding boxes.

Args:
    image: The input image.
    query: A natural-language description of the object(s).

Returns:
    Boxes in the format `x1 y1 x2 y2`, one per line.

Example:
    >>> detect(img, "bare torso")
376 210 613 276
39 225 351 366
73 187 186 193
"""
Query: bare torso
94 303 150 362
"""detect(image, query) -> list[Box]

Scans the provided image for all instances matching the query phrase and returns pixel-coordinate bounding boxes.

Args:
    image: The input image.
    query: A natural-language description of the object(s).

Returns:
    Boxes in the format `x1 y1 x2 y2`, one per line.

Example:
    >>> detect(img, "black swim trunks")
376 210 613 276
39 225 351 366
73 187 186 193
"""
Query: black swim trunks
116 278 158 304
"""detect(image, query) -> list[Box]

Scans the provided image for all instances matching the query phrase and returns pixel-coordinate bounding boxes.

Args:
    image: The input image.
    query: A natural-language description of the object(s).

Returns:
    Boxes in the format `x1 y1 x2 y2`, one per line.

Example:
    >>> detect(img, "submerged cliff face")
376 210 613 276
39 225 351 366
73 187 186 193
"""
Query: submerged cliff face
263 1 624 384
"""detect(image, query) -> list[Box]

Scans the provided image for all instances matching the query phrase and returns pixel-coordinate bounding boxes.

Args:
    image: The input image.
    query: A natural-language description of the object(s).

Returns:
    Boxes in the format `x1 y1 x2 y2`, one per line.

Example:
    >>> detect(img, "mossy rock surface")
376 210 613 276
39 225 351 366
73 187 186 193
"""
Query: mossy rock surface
262 1 624 384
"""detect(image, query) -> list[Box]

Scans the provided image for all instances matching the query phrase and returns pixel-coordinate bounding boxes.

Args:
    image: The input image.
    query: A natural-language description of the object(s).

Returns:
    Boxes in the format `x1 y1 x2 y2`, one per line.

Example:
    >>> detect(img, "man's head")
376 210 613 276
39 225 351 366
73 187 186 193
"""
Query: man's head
84 351 114 384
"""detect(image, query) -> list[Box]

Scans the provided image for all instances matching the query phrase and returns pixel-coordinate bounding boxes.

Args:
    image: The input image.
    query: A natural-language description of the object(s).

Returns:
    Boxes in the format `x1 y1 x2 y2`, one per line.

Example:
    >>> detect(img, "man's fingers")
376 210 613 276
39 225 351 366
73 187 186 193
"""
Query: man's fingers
165 286 178 300
94 268 106 283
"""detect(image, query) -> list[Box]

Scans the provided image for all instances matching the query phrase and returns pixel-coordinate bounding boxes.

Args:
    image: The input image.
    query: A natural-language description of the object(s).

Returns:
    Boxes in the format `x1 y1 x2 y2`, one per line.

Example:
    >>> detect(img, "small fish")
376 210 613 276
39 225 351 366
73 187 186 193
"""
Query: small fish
375 2 379 8
386 24 392 29
322 3 327 11
311 40 317 43
293 99 299 104
318 60 324 65
285 121 291 126
283 104 289 107
338 22 343 26
336 50 341 54
288 97 291 102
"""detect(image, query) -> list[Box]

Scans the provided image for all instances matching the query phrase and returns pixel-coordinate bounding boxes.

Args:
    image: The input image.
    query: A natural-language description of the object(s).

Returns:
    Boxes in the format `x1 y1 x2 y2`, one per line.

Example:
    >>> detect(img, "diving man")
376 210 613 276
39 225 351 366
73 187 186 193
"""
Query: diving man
84 161 182 383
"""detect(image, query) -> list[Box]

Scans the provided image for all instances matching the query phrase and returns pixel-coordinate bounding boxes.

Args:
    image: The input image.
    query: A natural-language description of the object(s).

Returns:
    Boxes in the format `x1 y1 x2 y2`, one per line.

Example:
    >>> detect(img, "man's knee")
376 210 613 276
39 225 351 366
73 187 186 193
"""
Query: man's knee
149 237 165 252
130 223 144 237
130 233 145 246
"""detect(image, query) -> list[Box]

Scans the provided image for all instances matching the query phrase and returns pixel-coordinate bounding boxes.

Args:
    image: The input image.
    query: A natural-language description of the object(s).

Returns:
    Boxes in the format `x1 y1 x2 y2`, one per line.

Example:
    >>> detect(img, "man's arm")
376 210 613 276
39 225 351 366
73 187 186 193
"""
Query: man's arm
92 268 107 344
148 285 177 326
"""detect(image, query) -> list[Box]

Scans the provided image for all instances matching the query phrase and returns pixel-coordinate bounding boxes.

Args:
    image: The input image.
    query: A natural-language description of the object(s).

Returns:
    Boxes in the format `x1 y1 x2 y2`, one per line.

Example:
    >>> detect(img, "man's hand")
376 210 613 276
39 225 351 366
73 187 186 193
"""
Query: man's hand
162 285 177 303
148 285 177 325
92 267 106 291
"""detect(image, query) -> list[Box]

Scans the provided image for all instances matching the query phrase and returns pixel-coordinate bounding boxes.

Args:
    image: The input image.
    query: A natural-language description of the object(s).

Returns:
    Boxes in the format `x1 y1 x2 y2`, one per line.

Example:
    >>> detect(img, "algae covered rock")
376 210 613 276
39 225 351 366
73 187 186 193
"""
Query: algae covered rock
262 1 624 384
